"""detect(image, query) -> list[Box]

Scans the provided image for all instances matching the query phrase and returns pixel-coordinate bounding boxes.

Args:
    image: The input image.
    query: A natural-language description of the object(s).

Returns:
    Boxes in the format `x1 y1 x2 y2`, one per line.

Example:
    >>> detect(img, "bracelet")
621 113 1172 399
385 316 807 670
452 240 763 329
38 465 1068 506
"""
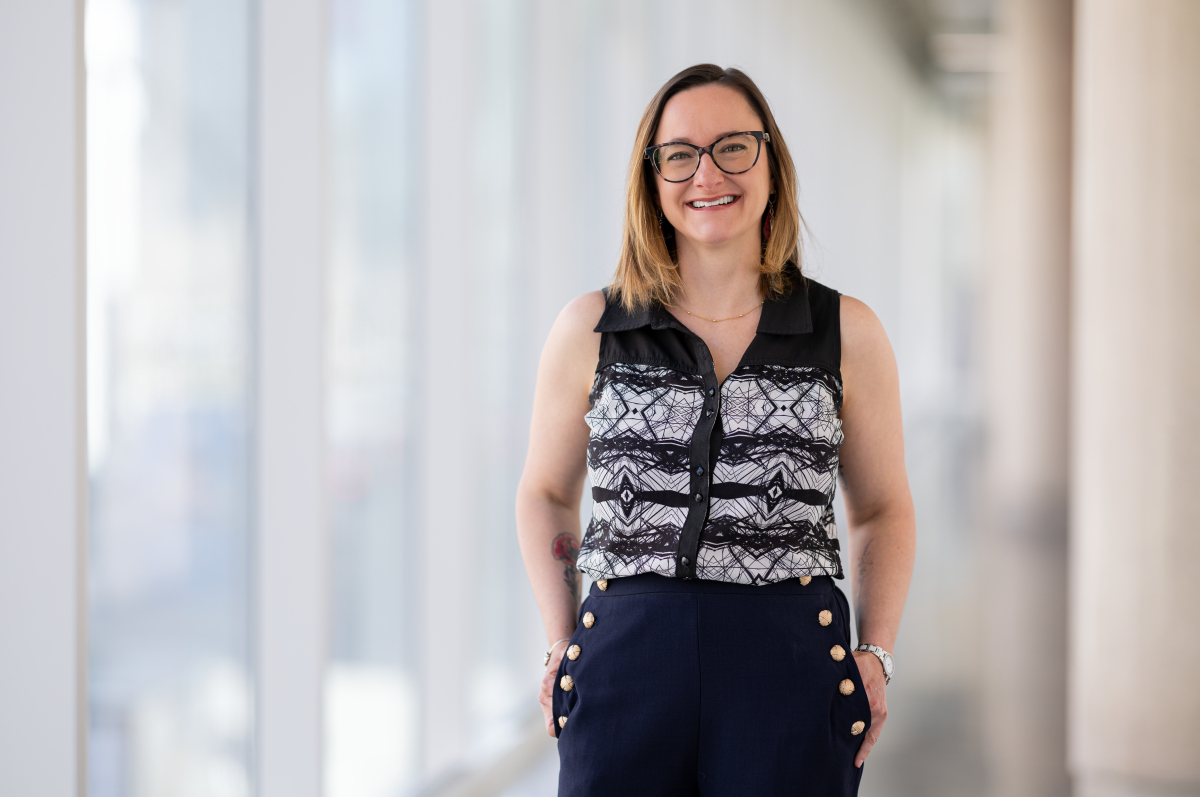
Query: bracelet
543 638 572 666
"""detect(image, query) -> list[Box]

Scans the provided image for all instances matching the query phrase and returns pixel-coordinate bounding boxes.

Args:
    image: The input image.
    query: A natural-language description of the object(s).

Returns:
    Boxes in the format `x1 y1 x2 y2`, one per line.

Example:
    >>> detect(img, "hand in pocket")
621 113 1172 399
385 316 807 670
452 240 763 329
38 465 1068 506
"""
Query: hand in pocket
851 650 888 767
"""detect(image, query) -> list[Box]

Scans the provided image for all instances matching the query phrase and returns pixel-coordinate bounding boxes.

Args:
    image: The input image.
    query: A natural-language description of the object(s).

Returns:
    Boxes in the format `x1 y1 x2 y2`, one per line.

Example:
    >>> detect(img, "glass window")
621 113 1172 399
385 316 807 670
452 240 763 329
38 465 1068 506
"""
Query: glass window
85 0 255 794
325 0 551 792
325 2 422 794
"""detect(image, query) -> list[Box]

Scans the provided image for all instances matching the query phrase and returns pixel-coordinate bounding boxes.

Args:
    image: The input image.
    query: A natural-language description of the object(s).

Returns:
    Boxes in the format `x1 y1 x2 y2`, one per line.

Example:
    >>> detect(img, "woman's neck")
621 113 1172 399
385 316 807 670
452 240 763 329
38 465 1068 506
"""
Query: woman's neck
673 233 763 318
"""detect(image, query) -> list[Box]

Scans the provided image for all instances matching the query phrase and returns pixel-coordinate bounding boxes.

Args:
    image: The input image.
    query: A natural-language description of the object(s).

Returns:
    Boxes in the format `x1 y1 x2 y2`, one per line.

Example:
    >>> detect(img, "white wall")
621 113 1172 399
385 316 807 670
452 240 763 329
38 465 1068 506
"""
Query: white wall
256 1 329 796
1071 2 1200 792
0 2 86 795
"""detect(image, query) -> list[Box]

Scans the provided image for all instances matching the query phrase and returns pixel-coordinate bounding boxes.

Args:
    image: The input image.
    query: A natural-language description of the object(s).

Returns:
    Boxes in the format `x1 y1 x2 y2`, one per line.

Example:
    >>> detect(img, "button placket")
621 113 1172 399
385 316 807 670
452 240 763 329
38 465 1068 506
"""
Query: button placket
674 340 721 579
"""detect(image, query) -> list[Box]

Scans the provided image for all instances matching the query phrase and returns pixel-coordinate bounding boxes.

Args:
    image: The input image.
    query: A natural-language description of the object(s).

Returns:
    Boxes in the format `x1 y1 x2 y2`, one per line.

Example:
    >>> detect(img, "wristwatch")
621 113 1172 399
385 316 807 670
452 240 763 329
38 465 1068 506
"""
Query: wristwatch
854 644 894 685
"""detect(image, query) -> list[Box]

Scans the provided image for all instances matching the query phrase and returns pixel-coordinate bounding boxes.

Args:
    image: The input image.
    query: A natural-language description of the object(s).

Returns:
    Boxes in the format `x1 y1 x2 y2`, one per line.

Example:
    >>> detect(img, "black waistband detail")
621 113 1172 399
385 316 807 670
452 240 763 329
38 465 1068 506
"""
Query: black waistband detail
588 572 835 598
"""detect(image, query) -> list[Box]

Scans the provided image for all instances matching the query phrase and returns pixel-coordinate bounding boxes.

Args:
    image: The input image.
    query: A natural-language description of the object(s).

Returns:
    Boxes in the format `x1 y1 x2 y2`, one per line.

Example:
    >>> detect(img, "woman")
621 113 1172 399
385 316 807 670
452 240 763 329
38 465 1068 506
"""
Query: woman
516 64 915 796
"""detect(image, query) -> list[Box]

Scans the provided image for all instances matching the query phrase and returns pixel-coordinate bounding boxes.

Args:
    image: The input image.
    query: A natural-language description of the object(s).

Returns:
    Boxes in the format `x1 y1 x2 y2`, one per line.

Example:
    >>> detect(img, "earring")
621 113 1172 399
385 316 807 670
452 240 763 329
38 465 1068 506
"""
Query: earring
762 194 776 241
658 208 674 241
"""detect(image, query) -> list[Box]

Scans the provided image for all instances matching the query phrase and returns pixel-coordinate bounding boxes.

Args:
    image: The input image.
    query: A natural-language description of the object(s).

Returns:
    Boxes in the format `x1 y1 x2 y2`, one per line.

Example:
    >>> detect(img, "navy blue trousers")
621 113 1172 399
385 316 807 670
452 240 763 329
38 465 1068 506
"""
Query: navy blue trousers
552 573 871 796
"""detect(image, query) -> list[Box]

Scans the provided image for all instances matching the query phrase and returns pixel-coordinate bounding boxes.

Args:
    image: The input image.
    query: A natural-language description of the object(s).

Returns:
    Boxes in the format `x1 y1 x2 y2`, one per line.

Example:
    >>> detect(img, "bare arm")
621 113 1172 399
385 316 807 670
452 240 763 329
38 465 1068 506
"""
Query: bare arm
838 295 917 766
516 291 604 734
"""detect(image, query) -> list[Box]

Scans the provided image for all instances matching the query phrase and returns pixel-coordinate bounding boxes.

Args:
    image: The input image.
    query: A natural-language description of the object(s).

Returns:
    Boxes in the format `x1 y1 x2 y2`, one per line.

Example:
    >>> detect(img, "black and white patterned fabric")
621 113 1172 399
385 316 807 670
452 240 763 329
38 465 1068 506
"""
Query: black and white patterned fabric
577 272 845 585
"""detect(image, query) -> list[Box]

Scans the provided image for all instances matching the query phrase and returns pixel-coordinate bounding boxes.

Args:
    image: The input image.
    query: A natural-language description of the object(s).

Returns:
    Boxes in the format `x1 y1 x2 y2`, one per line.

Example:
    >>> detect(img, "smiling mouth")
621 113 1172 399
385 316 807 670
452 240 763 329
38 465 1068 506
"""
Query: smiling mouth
689 195 739 209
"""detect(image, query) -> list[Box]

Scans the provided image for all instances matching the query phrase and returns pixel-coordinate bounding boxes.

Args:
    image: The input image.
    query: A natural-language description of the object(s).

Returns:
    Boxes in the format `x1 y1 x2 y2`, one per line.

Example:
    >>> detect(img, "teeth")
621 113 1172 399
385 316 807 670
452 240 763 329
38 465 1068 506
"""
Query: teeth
690 196 736 208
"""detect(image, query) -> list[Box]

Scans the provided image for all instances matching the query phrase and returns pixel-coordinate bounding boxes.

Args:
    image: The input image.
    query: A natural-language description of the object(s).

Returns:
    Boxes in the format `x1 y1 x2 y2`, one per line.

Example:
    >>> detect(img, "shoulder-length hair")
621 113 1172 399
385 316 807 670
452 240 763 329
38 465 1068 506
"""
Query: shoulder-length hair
611 64 803 311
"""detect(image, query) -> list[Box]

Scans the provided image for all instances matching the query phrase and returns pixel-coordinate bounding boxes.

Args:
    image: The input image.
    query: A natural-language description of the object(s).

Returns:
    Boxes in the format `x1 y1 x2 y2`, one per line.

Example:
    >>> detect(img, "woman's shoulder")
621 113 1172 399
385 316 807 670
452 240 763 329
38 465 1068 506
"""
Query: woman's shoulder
539 291 606 390
560 289 607 331
550 290 606 347
838 293 881 337
838 293 897 396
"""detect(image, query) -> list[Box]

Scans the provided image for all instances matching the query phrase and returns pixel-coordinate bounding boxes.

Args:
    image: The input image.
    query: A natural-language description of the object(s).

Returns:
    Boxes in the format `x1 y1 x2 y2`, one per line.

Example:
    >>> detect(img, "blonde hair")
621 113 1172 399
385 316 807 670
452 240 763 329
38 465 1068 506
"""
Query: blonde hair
611 64 804 311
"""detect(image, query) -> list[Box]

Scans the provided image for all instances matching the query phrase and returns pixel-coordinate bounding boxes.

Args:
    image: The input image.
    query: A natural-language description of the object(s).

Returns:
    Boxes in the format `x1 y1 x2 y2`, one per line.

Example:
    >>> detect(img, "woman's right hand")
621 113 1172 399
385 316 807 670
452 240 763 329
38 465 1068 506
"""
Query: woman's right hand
539 644 567 737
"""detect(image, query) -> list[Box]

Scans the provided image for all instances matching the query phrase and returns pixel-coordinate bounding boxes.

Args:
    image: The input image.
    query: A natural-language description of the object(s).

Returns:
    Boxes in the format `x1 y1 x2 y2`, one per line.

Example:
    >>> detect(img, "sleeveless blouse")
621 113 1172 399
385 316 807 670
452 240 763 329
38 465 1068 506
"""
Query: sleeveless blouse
576 275 845 585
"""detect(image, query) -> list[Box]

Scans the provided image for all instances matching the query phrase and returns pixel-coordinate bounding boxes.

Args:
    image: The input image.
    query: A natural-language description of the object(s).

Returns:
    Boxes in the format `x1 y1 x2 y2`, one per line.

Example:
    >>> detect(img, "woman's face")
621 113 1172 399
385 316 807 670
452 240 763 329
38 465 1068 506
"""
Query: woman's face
653 84 772 253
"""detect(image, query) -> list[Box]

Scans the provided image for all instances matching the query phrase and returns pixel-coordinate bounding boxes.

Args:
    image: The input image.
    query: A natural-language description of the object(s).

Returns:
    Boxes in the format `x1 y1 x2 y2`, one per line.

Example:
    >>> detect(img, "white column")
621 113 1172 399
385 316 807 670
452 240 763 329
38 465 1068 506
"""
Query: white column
419 0 476 775
1071 2 1200 796
255 1 328 796
0 2 86 796
982 1 1074 795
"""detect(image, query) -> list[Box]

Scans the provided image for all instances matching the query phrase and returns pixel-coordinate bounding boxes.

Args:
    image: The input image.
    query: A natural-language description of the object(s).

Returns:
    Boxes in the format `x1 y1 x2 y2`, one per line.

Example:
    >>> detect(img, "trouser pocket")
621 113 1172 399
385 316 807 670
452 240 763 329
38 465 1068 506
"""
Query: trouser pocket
552 601 589 738
831 586 872 742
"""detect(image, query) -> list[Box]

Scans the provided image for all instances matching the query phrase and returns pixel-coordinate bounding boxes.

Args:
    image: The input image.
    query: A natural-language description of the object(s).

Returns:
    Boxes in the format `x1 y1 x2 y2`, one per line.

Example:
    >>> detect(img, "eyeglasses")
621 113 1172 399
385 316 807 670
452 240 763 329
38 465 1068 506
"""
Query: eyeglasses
644 131 770 183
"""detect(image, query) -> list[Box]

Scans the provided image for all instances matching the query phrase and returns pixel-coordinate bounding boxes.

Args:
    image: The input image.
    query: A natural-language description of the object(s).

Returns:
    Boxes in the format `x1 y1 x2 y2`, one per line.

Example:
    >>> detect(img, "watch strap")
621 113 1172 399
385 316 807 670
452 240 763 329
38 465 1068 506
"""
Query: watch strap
854 643 893 684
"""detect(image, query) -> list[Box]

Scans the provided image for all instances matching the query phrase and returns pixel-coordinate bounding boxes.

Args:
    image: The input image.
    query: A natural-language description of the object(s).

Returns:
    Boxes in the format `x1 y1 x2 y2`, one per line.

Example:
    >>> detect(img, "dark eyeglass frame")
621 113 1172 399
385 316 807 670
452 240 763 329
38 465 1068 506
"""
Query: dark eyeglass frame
644 131 771 183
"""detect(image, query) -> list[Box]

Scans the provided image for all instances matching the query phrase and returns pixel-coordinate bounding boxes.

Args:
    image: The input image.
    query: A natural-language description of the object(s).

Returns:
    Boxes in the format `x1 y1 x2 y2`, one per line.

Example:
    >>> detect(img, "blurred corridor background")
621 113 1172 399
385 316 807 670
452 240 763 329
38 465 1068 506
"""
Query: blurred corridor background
2 1 1198 796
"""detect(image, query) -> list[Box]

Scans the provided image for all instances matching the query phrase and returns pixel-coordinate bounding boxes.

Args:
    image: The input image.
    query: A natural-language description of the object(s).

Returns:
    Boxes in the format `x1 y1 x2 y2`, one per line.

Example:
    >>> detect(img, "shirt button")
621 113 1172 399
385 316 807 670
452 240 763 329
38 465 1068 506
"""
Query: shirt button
705 409 713 417
582 612 595 628
567 645 581 661
839 679 856 696
696 465 704 475
560 675 575 692
830 645 846 661
681 556 690 565
818 610 833 626
694 493 703 503
851 721 865 736
708 388 715 396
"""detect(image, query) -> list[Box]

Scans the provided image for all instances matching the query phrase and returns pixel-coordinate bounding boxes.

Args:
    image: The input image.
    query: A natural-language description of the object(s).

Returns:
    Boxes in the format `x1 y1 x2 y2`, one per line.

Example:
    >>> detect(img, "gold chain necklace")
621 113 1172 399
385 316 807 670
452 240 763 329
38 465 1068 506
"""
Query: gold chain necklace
676 299 765 323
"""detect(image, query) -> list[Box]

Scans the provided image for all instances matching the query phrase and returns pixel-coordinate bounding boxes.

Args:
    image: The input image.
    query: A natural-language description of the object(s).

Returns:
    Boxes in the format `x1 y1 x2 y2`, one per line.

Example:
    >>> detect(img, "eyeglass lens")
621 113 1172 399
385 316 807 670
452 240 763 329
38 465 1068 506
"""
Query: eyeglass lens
652 133 761 182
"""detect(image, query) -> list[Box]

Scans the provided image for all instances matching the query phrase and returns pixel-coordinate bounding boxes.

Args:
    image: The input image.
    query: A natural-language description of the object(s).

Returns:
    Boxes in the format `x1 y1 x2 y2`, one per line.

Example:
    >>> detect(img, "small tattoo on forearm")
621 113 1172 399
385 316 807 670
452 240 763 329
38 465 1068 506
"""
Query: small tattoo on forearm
551 532 581 605
857 539 874 583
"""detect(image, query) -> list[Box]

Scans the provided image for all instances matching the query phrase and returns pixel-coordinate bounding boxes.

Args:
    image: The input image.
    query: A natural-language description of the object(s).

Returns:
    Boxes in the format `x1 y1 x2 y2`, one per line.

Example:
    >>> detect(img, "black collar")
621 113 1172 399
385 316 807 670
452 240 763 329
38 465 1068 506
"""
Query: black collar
594 276 812 335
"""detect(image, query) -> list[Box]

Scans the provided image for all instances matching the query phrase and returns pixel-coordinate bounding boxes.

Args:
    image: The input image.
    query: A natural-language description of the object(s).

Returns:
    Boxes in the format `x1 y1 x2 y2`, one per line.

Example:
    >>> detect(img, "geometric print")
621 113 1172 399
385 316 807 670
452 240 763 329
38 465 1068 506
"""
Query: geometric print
577 361 845 585
577 363 703 579
699 365 844 583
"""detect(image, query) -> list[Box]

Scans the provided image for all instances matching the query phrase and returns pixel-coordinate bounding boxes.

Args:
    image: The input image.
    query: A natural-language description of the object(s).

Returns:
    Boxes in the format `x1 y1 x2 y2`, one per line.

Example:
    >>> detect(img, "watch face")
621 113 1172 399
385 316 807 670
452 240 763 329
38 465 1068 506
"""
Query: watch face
882 655 894 676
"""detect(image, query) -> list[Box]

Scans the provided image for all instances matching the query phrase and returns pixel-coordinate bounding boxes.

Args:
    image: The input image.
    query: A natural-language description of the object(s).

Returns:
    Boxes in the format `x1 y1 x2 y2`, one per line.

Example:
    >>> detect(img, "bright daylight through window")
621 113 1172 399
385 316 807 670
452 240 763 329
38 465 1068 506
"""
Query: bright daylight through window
85 0 254 794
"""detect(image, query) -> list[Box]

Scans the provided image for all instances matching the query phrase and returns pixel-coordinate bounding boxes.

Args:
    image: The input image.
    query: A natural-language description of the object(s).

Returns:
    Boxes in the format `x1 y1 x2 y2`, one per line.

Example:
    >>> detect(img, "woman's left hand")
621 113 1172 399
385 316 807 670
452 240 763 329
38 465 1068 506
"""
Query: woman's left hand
539 645 567 737
851 650 888 767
